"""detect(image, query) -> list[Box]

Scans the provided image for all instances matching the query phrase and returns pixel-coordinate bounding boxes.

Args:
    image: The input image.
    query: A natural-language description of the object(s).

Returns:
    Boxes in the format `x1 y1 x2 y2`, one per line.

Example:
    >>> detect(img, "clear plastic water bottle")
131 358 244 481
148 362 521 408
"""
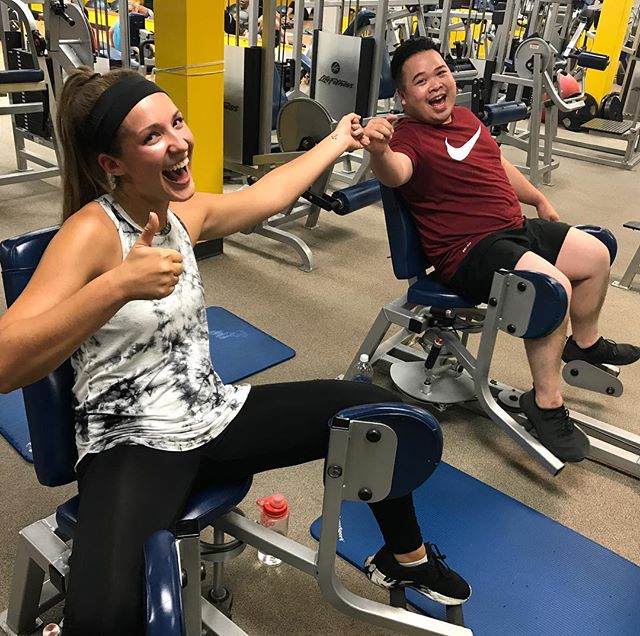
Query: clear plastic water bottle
256 494 289 566
353 353 374 383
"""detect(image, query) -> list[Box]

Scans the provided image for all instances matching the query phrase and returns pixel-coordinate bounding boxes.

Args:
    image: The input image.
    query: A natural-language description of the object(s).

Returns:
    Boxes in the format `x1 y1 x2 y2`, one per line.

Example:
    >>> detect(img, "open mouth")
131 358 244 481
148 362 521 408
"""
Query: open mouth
162 157 191 185
429 95 447 107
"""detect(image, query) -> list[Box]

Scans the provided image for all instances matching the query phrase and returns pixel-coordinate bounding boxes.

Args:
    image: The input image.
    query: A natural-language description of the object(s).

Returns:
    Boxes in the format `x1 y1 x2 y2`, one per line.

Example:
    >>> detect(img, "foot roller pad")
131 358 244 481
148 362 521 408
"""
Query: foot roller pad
562 360 623 396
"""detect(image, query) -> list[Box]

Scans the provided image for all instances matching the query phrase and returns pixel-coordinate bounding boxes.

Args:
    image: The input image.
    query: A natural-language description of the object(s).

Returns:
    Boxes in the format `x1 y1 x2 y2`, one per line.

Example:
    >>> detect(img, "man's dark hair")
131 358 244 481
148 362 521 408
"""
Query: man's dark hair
390 37 441 88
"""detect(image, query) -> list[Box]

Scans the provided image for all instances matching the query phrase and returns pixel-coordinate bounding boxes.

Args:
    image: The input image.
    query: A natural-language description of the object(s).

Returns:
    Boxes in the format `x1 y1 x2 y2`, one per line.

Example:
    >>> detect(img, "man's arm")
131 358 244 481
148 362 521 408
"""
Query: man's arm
500 155 560 221
362 117 414 188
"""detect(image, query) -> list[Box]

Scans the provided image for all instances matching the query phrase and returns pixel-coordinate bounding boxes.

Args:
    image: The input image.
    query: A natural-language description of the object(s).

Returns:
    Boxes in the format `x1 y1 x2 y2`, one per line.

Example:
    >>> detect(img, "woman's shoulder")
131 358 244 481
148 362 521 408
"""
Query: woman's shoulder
58 201 121 256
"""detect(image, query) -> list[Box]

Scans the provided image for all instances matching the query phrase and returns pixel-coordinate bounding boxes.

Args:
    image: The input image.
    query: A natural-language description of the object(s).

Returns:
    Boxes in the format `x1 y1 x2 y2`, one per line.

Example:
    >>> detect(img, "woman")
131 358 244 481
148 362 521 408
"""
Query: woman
0 68 470 634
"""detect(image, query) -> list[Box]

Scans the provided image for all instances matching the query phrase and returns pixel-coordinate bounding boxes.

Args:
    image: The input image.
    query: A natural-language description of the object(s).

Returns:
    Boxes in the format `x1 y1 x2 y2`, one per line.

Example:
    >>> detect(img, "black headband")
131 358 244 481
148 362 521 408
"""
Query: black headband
85 75 166 153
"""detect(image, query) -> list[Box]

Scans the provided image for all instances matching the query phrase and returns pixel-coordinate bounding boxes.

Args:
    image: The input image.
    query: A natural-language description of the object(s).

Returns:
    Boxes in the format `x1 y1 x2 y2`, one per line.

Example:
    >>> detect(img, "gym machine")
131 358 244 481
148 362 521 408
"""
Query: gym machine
0 0 60 186
223 0 398 271
344 185 640 479
548 0 640 170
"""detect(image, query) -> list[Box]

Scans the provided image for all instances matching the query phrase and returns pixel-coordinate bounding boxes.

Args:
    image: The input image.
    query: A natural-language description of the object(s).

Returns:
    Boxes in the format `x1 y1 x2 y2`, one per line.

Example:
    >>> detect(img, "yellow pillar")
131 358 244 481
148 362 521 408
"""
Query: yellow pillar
584 0 634 104
154 0 224 194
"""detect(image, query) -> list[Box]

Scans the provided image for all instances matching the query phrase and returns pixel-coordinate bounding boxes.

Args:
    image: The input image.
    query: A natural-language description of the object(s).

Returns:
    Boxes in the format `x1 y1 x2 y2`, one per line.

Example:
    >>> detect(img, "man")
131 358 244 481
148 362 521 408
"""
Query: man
362 37 639 463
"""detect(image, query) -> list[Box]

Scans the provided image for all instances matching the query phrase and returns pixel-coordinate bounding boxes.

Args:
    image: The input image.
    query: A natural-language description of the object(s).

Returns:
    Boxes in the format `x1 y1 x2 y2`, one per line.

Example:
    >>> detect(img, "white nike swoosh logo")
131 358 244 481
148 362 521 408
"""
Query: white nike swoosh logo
445 125 482 161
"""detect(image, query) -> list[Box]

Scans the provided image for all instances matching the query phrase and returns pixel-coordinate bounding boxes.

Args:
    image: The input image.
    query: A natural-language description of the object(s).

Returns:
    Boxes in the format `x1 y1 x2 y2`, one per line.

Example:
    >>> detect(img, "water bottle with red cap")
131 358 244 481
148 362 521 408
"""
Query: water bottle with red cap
256 493 289 566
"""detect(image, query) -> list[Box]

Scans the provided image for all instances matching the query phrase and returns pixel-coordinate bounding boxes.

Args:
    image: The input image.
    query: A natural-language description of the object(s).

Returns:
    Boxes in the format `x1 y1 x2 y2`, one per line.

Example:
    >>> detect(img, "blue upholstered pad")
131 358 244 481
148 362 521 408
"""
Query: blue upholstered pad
0 307 294 463
0 69 44 84
407 273 476 309
144 530 184 636
333 403 442 499
57 478 252 539
310 463 640 636
332 180 381 216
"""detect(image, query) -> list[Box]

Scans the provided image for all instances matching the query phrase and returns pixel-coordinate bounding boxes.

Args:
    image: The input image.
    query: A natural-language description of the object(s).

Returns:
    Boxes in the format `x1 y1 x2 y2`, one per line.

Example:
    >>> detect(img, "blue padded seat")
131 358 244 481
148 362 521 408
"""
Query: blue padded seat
407 273 477 309
56 479 252 540
1 227 77 486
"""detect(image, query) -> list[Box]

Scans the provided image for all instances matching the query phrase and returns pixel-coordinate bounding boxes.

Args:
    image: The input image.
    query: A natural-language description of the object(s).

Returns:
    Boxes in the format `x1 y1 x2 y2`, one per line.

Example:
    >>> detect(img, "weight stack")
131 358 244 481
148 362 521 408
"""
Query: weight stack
7 48 52 140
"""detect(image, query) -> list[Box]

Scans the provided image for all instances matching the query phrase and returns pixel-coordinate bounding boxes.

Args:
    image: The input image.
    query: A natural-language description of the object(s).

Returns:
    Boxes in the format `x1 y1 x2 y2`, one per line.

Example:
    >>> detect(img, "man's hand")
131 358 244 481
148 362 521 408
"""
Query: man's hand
536 198 560 222
361 115 397 155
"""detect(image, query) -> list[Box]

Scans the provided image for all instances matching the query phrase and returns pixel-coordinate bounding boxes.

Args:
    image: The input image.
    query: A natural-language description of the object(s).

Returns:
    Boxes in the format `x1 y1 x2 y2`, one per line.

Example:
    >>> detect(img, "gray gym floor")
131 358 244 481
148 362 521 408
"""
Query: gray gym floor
0 110 639 633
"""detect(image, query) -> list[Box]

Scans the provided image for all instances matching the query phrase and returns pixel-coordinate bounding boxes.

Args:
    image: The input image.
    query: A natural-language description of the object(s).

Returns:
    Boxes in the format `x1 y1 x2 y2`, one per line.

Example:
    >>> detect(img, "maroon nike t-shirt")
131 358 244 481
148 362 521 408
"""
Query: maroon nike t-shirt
389 107 524 282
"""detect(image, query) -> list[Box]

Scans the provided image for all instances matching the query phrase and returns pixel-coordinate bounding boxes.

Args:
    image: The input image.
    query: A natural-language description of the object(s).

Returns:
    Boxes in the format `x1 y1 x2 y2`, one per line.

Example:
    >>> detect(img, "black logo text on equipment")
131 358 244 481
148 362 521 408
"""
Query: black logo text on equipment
318 75 353 88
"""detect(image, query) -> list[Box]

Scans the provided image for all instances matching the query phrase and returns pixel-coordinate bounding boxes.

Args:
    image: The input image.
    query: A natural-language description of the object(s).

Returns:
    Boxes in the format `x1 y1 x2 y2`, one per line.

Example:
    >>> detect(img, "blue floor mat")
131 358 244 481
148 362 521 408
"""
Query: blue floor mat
310 462 640 636
205 306 295 383
0 306 295 463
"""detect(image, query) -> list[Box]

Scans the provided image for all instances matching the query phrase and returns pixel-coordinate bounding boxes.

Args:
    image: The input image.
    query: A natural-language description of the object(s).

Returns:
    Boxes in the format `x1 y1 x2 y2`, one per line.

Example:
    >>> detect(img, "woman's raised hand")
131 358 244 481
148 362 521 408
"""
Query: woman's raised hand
117 212 184 301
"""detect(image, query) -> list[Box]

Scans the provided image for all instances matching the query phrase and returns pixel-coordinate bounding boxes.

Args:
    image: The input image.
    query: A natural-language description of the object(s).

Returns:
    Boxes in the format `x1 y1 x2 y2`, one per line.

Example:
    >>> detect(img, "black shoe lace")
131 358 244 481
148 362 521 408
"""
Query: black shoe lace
425 542 451 575
560 408 573 434
546 407 574 434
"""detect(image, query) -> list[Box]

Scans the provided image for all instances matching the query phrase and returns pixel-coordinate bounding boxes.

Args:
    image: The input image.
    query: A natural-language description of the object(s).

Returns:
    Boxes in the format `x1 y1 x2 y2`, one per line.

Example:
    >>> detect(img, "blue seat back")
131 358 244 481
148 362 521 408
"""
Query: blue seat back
379 48 395 100
334 403 442 499
0 227 78 487
380 184 430 280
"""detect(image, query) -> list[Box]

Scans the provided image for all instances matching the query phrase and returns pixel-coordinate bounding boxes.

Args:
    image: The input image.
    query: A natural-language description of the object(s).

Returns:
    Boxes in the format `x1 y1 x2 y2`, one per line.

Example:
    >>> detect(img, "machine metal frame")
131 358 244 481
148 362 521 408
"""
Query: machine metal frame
344 271 640 479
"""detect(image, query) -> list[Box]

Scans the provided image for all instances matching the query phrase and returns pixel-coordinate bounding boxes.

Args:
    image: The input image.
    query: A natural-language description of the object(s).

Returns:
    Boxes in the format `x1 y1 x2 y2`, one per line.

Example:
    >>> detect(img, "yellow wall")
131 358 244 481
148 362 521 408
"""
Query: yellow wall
584 0 634 103
154 0 224 194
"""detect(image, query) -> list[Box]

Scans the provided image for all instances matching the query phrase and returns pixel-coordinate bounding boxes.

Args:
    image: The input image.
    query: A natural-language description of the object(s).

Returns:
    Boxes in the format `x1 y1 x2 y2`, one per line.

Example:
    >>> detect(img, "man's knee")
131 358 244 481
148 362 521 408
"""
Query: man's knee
558 228 610 282
515 252 572 305
586 235 611 273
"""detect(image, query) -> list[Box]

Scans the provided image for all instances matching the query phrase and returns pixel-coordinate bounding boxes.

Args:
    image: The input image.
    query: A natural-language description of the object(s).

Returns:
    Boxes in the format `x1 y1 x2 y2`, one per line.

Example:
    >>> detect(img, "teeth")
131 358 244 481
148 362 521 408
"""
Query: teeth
168 157 189 171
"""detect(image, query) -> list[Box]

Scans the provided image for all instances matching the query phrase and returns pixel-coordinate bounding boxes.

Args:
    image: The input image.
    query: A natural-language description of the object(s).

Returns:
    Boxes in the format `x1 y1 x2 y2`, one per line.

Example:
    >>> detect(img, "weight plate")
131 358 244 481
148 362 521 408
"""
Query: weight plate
561 92 597 131
514 37 553 80
276 97 334 152
599 93 623 122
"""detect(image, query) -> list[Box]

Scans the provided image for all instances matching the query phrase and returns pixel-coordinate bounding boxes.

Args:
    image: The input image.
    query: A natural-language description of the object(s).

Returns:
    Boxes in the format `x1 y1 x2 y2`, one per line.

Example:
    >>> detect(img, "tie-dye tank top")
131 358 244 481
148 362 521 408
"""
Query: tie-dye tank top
71 194 250 465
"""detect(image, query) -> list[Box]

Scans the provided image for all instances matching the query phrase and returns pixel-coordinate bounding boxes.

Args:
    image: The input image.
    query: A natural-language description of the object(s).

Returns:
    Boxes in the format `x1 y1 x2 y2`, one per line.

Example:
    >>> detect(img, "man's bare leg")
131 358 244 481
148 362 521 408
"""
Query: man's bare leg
514 250 589 461
515 251 572 409
553 228 610 348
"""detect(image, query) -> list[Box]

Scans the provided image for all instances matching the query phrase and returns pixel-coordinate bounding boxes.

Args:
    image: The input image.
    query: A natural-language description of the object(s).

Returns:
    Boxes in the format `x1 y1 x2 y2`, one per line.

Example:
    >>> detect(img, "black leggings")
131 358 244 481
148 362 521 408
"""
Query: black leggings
63 380 423 636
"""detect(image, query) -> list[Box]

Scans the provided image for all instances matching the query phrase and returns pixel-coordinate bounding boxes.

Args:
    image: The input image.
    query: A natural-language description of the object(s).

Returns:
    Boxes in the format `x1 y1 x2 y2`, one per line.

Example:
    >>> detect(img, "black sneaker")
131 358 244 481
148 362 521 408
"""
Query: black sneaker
364 544 471 605
519 389 590 462
562 336 640 366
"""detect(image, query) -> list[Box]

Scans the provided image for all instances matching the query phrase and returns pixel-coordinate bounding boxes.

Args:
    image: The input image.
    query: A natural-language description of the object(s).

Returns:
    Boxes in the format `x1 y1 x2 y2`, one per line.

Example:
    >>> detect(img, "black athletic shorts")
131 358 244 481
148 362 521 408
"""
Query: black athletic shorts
448 217 572 304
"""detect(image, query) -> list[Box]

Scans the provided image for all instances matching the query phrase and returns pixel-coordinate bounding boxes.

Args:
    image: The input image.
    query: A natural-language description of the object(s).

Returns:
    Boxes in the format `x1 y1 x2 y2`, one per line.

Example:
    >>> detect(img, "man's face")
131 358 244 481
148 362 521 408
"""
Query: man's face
398 49 457 125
